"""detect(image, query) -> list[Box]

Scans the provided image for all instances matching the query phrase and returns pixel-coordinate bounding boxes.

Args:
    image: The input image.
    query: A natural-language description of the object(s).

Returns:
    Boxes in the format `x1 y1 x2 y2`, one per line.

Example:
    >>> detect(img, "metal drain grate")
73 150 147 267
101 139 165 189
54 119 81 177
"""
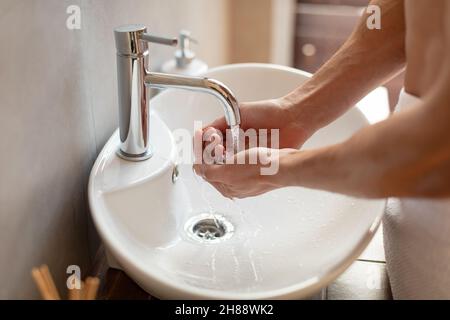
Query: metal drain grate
184 213 234 243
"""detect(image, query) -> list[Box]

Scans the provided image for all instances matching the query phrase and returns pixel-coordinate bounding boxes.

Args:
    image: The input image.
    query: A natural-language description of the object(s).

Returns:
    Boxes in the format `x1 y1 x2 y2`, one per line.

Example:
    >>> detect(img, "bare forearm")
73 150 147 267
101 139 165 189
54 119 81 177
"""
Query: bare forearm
284 0 406 133
277 4 450 199
282 82 450 198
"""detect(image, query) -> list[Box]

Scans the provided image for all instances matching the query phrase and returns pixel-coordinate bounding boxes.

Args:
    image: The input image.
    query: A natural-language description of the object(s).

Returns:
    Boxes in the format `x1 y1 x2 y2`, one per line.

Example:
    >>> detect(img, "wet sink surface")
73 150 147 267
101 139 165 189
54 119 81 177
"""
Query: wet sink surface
88 63 385 299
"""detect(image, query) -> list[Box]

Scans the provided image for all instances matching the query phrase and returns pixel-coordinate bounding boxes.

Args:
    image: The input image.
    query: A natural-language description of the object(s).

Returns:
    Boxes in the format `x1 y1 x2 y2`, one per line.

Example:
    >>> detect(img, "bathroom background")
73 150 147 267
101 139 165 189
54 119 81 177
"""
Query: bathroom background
1 0 392 299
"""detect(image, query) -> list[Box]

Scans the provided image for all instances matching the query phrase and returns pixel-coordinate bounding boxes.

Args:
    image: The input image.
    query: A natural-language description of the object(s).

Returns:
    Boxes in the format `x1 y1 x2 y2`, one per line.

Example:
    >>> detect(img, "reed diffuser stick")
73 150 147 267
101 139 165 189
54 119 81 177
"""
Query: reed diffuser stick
31 268 54 300
32 264 100 300
84 277 100 300
39 265 61 300
68 280 84 300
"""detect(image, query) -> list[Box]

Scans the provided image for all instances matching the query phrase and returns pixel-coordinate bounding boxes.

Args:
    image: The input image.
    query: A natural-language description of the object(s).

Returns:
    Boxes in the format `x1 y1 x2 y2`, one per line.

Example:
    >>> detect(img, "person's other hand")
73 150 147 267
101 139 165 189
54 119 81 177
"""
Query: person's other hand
193 147 297 199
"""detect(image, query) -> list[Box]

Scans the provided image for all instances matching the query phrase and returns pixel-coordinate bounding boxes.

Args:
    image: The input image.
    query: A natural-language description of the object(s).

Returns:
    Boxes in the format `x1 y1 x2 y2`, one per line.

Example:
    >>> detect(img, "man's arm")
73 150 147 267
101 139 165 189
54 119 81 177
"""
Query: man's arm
204 0 406 151
280 60 450 198
196 61 450 200
277 2 450 199
195 0 421 199
284 0 406 133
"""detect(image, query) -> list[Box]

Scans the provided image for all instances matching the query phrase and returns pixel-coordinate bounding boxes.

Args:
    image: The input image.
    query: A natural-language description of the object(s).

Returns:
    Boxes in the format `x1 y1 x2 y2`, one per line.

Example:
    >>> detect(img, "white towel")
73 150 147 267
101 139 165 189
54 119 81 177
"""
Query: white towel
383 89 450 299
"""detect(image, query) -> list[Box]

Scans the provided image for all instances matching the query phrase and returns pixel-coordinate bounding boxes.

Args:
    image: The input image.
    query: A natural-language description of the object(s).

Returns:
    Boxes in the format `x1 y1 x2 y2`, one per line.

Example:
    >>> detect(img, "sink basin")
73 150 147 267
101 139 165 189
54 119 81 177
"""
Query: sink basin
88 63 385 299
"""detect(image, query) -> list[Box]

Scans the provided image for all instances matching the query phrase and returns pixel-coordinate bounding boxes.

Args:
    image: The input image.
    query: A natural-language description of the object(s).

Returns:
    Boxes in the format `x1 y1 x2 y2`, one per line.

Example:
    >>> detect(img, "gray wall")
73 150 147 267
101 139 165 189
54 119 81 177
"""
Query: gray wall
0 0 229 299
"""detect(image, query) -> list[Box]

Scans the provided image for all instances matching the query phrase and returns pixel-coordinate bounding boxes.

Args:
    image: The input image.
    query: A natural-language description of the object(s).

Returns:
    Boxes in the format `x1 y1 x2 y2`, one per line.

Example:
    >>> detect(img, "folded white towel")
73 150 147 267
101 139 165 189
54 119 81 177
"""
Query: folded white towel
383 89 450 299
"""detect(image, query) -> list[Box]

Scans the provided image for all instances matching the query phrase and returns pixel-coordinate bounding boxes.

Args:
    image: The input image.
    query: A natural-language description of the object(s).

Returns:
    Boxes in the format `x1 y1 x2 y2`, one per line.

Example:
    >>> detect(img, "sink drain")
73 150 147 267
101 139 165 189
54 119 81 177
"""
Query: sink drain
185 213 234 243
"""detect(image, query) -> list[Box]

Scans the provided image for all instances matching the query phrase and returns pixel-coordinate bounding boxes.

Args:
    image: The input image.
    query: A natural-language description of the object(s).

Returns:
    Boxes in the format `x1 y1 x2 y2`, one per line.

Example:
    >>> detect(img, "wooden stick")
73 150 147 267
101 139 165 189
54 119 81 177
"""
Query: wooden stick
31 268 53 300
68 280 83 300
80 280 86 300
84 277 100 300
39 265 61 300
32 264 100 300
68 289 80 300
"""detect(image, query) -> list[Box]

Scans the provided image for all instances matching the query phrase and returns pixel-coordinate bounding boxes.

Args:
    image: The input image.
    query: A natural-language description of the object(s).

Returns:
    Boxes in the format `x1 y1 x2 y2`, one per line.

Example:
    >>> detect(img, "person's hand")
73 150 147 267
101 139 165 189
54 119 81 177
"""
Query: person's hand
193 97 315 199
193 147 298 199
207 98 313 150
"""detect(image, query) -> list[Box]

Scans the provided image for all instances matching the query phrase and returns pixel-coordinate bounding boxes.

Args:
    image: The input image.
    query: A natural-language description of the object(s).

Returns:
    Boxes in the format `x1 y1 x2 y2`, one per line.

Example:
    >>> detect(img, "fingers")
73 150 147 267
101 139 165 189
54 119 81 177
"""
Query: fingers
207 116 227 133
196 127 226 164
193 163 224 182
193 129 203 164
205 101 250 134
215 144 225 164
193 161 265 199
192 163 234 199
209 183 266 200
203 127 223 141
210 182 235 200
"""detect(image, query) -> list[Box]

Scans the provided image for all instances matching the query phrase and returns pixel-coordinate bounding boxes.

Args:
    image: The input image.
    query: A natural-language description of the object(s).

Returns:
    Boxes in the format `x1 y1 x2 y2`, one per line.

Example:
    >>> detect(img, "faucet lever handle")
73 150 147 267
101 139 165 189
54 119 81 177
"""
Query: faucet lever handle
141 33 178 47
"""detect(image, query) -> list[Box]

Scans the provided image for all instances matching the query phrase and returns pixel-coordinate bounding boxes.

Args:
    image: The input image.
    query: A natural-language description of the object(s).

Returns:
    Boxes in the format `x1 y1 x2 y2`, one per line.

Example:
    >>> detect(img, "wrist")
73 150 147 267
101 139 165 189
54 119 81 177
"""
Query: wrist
283 144 346 191
279 92 321 139
268 149 302 188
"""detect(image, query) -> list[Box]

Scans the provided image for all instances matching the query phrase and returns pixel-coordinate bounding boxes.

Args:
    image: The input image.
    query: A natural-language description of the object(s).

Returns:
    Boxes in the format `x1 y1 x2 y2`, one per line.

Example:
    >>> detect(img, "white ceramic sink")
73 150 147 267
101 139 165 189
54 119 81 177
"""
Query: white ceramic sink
88 63 385 299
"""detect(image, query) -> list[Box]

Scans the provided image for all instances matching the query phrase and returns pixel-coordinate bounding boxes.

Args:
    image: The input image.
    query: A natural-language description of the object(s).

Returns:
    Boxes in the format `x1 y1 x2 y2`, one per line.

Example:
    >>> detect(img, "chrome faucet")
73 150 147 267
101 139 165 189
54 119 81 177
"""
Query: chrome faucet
114 24 241 161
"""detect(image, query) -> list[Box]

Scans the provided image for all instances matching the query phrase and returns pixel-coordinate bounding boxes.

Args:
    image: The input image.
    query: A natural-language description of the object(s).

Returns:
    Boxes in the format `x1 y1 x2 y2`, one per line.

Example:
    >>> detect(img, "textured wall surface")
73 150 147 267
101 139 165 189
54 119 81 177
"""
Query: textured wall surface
229 0 273 63
0 0 229 299
228 0 295 65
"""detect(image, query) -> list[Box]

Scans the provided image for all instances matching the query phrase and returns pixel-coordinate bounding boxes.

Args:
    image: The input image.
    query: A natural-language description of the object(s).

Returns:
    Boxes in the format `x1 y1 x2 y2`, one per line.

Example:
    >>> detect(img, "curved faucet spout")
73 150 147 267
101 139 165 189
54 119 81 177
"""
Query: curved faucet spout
144 72 241 127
